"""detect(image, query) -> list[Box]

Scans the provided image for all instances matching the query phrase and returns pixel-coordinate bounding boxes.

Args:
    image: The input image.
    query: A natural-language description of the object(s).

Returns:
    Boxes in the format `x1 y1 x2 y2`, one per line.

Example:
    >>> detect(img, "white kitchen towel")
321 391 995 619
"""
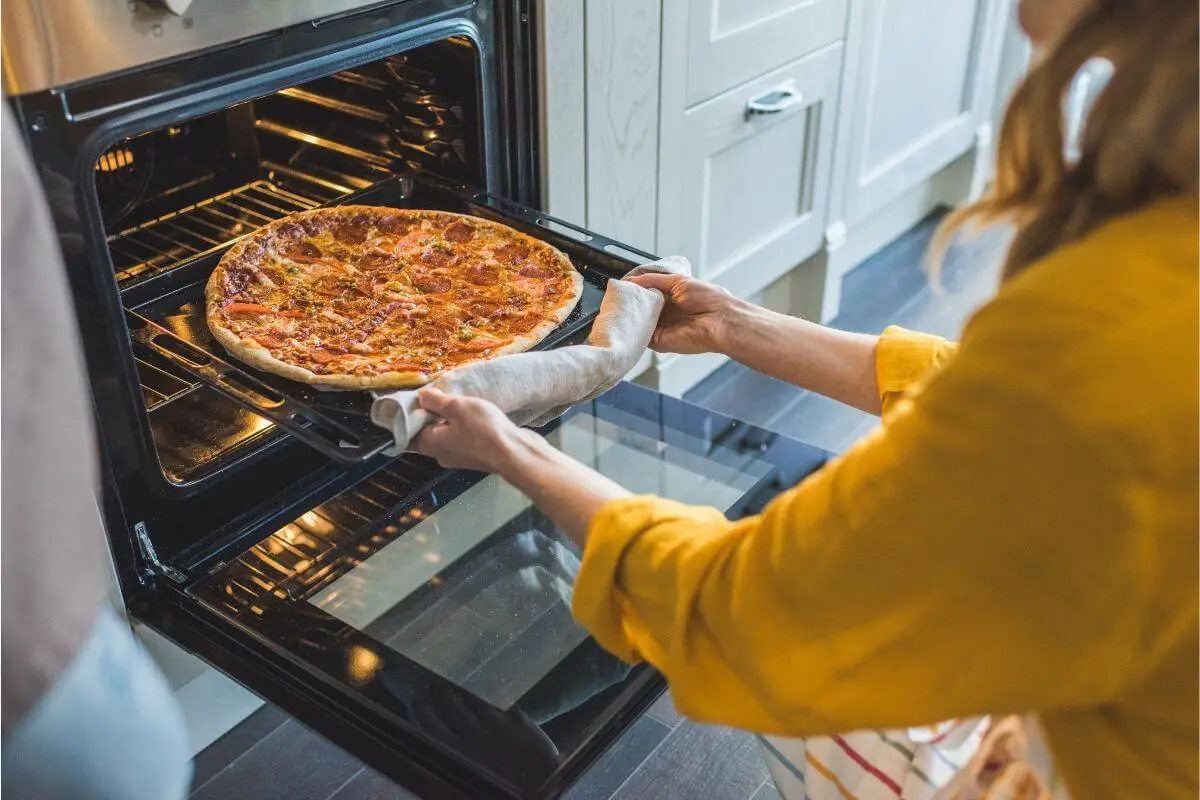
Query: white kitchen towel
370 255 690 454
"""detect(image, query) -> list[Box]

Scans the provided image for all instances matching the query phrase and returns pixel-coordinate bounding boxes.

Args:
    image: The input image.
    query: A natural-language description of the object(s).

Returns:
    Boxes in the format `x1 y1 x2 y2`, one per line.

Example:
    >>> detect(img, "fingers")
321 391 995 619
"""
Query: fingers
409 422 447 461
418 386 455 417
626 272 684 293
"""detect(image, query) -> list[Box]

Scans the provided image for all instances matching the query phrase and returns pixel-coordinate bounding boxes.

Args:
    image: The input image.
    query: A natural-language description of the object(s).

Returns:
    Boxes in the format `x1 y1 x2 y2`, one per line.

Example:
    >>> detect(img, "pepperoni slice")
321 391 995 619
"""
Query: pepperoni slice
285 241 323 262
468 300 502 319
358 252 396 270
421 248 456 267
494 243 530 264
252 332 288 348
443 220 475 243
464 264 499 286
376 216 414 236
506 314 545 334
413 274 452 295
311 349 348 364
333 216 371 245
518 262 557 279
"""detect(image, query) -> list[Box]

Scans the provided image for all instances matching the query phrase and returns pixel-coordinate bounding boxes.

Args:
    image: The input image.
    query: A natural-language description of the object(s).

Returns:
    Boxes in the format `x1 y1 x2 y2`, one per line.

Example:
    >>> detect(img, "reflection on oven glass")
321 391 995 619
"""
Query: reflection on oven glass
309 411 770 710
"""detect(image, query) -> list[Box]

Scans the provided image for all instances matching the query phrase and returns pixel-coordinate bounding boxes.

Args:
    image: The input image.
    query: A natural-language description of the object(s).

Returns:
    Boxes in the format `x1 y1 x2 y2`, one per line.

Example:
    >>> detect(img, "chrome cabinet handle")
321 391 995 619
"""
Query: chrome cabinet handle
745 83 803 120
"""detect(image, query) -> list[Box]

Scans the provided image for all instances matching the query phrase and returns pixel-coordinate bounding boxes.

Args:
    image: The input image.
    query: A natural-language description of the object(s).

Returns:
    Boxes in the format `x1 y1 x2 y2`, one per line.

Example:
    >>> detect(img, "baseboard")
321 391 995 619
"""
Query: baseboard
175 668 266 756
135 623 264 756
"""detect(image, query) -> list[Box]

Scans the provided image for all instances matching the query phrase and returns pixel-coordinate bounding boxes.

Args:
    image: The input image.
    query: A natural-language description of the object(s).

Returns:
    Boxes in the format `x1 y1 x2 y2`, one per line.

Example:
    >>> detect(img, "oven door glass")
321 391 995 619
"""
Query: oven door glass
173 383 828 799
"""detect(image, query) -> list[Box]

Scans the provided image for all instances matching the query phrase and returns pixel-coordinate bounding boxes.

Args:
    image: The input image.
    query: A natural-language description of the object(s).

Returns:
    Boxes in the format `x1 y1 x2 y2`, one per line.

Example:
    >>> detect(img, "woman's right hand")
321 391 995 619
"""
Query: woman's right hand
625 272 736 355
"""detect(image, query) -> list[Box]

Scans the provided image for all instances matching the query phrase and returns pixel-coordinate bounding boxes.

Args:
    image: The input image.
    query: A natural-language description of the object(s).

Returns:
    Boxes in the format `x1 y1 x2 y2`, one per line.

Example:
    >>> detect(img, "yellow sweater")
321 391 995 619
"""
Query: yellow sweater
573 197 1199 799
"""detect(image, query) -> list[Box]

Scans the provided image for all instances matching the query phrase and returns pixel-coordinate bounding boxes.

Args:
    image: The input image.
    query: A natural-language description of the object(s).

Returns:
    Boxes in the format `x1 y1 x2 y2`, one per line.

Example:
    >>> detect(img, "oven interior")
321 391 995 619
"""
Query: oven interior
97 38 491 490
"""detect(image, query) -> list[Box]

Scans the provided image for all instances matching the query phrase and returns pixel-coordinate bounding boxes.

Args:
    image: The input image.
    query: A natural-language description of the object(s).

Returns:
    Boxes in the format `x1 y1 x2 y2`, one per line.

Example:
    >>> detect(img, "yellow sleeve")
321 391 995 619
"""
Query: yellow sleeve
875 326 959 417
572 308 1140 737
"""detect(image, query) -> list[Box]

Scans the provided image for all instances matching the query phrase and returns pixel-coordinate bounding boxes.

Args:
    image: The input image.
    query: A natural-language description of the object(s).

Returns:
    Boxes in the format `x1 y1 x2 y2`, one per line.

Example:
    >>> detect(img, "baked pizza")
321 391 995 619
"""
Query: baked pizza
205 205 583 389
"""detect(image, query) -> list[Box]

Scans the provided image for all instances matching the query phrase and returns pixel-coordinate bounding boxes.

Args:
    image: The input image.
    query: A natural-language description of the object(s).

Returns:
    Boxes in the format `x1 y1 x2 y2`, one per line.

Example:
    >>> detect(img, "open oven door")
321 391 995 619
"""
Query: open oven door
131 382 828 800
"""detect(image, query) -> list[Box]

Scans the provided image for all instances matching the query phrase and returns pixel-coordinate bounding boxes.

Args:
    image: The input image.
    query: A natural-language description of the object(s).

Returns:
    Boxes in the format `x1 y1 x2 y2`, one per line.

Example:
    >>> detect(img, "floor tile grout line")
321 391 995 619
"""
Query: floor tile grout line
188 718 291 797
602 719 682 800
323 765 367 800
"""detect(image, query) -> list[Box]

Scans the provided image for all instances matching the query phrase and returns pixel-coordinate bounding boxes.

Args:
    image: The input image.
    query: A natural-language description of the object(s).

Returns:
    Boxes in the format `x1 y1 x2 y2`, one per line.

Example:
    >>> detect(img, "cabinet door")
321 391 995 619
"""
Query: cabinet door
684 0 848 105
661 44 842 295
835 0 992 228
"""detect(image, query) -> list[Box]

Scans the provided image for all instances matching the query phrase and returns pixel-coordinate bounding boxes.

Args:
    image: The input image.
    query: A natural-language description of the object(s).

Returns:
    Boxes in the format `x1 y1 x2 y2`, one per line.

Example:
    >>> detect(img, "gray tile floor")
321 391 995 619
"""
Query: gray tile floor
188 210 1005 800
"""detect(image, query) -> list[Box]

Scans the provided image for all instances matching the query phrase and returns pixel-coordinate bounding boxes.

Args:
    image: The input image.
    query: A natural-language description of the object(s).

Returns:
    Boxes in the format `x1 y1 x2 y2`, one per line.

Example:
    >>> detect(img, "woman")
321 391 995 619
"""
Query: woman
413 0 1198 797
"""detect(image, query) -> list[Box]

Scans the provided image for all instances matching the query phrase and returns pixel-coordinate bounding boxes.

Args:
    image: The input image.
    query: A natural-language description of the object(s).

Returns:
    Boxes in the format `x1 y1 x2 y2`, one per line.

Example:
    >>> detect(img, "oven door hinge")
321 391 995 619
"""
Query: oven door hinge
133 522 188 584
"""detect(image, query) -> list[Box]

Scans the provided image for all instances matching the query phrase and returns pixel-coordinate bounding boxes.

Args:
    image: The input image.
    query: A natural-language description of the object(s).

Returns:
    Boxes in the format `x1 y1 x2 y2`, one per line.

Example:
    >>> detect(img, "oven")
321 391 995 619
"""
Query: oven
4 2 829 797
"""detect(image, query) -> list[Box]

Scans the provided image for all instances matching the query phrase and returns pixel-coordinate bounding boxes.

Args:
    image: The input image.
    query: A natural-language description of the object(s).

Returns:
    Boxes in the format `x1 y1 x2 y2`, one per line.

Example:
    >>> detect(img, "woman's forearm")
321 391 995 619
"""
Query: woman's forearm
717 300 883 415
496 430 630 547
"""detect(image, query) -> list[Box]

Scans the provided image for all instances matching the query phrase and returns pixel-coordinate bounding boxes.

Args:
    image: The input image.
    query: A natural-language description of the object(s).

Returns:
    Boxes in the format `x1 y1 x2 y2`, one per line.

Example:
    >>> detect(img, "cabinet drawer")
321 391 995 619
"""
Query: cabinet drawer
685 0 848 105
661 45 842 294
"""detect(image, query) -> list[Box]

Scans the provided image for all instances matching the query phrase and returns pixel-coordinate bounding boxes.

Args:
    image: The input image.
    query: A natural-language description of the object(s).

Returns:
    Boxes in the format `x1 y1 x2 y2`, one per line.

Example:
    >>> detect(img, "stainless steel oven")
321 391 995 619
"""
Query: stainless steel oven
4 2 829 797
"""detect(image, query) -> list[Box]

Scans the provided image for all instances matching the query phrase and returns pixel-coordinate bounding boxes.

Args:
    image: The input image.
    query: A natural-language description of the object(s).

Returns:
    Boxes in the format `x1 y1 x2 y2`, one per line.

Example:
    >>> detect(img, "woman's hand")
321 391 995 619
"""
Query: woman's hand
410 388 527 473
625 273 736 355
410 388 630 547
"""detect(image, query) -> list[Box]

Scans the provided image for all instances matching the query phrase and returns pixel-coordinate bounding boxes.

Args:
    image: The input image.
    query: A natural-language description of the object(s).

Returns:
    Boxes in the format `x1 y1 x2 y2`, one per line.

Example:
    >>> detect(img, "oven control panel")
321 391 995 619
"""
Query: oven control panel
3 0 402 96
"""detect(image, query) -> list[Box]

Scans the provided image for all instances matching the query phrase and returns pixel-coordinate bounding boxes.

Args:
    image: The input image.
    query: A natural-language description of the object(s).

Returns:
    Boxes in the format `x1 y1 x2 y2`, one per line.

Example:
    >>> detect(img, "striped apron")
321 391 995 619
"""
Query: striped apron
758 716 1067 800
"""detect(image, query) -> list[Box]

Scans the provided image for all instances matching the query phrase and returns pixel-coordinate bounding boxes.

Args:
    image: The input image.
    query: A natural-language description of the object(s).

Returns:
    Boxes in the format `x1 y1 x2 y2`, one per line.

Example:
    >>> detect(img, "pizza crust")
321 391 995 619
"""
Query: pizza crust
205 206 584 391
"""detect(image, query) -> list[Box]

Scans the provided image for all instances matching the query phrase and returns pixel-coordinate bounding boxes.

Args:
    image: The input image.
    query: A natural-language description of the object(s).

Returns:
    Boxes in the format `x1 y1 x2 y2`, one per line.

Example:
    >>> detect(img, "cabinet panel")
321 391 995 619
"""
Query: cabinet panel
686 0 848 105
836 0 989 228
585 0 662 252
663 45 842 294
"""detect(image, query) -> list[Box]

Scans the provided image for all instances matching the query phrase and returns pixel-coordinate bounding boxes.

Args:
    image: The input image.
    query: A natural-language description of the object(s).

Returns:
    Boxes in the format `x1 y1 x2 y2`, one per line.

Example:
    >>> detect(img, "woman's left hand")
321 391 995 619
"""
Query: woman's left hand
410 388 527 473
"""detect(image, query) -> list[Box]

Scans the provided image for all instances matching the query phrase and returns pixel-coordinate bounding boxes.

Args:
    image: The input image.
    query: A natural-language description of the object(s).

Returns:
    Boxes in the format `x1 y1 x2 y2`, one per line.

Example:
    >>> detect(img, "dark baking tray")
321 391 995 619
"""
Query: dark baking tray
125 174 656 464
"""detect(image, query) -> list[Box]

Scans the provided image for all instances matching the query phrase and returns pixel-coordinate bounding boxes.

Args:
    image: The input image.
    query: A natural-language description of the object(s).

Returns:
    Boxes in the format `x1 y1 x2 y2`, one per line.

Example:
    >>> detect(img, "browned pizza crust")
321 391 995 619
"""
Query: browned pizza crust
205 206 583 390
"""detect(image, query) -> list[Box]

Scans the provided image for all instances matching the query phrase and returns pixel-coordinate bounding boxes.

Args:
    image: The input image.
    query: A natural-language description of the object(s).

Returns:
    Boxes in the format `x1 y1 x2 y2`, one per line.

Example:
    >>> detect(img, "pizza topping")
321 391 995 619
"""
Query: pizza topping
375 217 414 236
443 220 475 243
494 243 530 264
252 331 291 346
506 314 545 334
333 217 371 245
285 241 323 262
412 273 452 295
421 247 455 268
258 266 285 286
467 300 502 319
518 262 558 279
358 252 397 270
508 292 529 308
311 350 352 365
226 302 275 315
464 264 500 286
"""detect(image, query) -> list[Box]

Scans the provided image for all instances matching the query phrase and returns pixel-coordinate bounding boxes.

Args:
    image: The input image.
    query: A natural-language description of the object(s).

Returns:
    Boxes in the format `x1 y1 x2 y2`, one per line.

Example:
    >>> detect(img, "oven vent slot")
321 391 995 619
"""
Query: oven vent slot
107 180 337 285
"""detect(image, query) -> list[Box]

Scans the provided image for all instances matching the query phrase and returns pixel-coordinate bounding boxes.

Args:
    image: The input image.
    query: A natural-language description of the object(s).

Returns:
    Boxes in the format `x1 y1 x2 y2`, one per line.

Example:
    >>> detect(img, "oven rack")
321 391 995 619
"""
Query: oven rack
194 458 442 618
109 180 337 285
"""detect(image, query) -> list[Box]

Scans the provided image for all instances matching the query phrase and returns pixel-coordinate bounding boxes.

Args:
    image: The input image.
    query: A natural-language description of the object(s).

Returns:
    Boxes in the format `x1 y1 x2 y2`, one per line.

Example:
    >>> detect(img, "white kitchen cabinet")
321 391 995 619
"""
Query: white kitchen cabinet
659 45 843 294
683 0 848 105
829 0 1000 229
540 0 1013 392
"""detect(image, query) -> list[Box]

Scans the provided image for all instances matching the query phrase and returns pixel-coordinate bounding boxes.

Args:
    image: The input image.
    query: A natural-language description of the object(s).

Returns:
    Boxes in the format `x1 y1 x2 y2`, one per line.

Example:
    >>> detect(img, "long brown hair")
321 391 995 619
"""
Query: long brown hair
935 0 1198 280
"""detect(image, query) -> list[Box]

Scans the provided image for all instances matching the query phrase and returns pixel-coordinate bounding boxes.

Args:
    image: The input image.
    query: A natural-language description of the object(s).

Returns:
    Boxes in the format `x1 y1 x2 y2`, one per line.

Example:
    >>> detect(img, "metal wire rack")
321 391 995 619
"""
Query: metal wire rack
108 180 337 284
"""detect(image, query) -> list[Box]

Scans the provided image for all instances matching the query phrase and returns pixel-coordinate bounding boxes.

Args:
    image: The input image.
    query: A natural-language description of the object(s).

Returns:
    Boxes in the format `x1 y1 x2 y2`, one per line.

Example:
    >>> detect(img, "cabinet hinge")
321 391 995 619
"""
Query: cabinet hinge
133 522 188 584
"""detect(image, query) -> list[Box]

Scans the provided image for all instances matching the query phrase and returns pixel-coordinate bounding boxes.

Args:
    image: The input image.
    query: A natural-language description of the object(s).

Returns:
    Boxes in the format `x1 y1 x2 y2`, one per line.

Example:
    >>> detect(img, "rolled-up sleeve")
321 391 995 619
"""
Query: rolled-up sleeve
571 313 1137 737
875 326 958 417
